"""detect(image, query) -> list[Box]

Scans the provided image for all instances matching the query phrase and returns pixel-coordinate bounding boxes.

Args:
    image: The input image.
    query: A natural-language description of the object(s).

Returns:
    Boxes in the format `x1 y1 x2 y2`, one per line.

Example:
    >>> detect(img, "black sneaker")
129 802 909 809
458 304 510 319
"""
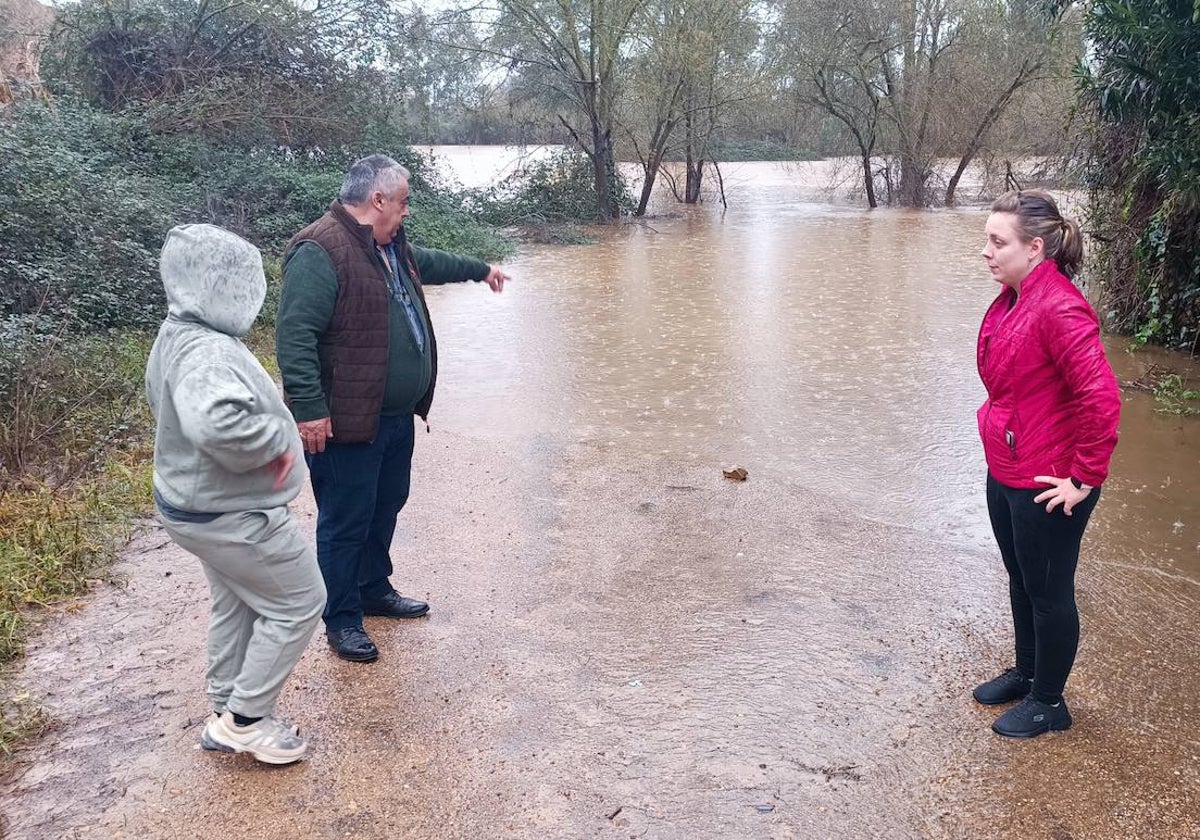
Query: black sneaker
972 667 1032 705
991 696 1072 738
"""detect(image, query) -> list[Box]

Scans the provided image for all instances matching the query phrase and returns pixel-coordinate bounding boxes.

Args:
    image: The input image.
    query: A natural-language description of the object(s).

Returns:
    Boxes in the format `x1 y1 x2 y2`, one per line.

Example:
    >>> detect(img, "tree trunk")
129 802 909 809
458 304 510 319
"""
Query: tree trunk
634 115 677 217
945 66 1036 206
582 83 619 221
685 158 704 203
592 119 615 220
861 153 877 209
636 149 663 217
682 100 705 204
896 150 926 207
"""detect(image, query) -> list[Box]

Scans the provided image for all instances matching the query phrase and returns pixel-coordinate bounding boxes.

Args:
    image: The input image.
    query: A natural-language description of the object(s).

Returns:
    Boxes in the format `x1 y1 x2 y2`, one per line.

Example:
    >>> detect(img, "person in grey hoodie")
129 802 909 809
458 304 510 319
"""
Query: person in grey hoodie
145 224 326 765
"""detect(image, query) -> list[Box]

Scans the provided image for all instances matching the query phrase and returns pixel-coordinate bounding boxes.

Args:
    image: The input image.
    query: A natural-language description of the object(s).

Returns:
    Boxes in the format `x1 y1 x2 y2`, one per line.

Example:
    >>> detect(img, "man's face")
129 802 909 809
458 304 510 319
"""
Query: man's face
372 179 410 245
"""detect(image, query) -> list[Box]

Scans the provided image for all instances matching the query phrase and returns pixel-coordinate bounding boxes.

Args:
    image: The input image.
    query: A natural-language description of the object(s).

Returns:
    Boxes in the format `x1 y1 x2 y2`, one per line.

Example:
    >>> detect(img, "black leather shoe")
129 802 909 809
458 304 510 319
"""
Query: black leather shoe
327 627 379 662
362 592 429 619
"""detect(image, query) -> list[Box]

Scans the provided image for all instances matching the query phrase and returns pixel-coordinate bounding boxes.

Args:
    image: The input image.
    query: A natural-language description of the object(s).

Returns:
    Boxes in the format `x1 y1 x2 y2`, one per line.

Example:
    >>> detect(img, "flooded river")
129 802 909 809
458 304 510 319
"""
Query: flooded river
2 153 1197 839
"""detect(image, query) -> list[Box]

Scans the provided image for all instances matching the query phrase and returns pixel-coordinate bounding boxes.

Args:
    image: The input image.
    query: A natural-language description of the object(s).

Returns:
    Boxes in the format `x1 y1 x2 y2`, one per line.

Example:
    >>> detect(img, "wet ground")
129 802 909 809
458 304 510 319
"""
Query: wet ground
2 160 1198 838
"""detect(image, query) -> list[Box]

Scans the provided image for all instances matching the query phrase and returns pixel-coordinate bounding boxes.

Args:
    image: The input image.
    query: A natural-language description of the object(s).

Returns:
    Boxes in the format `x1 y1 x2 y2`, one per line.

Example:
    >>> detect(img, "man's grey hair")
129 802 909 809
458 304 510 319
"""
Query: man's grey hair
339 154 410 206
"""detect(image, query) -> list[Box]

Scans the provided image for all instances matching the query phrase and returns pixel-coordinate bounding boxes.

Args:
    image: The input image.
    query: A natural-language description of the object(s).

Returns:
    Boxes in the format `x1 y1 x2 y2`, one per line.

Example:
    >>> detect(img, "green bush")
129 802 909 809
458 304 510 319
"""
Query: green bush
1078 0 1200 351
405 193 516 261
1 100 514 339
1153 373 1200 416
466 149 632 228
706 138 815 162
0 326 153 482
0 101 193 332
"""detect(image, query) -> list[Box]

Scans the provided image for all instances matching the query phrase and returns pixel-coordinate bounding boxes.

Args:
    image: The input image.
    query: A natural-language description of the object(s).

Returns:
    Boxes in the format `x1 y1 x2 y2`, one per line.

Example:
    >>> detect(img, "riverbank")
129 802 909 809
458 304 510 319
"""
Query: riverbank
2 157 1197 838
2 419 1196 838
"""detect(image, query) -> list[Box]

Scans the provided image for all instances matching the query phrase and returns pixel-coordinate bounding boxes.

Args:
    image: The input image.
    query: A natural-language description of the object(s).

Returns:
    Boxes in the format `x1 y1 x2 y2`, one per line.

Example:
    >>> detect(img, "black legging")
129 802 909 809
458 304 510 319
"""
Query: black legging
986 472 1101 704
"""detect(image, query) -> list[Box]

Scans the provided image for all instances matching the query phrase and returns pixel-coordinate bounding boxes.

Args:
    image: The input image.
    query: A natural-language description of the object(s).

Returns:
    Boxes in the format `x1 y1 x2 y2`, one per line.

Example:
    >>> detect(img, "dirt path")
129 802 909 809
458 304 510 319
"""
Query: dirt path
1 429 1196 839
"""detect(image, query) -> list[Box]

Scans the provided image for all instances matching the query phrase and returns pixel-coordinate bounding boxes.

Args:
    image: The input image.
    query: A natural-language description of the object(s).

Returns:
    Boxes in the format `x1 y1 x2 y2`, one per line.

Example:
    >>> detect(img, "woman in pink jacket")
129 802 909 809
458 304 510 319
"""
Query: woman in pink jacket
973 190 1121 738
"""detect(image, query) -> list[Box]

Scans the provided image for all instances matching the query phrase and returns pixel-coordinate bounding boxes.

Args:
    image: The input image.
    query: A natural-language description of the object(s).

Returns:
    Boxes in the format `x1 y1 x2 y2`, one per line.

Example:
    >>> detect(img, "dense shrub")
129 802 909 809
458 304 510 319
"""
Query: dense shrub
1 101 514 338
1078 0 1200 350
42 0 386 149
0 325 153 482
467 149 633 228
0 101 192 331
704 138 815 162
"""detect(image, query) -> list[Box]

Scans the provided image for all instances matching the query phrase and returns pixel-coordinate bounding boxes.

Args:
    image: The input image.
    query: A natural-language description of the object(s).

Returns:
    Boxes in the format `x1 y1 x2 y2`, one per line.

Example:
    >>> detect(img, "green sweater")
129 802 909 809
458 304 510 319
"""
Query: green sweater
277 240 489 421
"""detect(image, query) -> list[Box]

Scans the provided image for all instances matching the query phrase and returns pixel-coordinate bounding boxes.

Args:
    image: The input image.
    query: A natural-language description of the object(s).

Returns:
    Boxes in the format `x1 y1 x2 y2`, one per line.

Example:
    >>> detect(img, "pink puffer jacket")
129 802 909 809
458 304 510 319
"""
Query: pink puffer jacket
976 259 1121 489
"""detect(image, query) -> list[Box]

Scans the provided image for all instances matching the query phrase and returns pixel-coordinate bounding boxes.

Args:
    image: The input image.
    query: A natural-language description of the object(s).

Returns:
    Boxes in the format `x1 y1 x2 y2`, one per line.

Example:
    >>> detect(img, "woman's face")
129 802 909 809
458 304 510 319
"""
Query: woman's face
982 212 1041 290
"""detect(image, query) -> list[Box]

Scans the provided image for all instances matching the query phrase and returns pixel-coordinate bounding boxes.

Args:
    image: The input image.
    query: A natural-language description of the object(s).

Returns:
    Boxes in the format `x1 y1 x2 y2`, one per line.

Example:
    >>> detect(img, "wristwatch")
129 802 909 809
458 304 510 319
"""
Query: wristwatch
1069 477 1091 490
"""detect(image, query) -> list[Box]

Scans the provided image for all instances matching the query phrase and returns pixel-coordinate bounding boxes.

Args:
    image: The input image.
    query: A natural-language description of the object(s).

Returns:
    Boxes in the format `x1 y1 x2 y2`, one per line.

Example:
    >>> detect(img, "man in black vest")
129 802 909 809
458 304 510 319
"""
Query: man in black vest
276 154 509 662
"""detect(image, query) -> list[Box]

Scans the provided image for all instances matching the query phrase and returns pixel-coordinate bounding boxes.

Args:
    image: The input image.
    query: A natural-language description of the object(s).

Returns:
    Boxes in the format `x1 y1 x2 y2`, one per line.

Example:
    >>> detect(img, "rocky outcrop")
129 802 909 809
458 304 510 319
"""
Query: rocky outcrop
0 0 54 104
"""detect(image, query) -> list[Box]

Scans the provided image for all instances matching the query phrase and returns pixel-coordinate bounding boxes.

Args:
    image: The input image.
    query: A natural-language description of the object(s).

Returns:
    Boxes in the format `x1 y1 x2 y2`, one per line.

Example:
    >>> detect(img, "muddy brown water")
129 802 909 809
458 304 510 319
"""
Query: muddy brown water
2 158 1197 839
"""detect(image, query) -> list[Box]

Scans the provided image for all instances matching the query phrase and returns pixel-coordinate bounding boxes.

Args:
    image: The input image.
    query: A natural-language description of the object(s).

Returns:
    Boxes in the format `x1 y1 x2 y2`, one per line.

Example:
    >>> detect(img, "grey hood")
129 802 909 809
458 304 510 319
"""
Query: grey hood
160 224 265 337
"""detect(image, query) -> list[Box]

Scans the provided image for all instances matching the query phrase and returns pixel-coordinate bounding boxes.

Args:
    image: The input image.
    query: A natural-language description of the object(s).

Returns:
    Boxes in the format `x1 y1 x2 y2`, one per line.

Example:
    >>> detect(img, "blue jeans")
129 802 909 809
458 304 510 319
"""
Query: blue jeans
307 414 415 632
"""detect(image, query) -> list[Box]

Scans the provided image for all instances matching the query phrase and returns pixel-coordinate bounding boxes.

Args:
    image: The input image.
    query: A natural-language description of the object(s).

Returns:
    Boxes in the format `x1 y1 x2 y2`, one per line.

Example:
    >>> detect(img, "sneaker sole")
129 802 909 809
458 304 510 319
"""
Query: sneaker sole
242 746 306 765
991 719 1072 738
363 607 429 619
206 734 307 765
200 731 236 753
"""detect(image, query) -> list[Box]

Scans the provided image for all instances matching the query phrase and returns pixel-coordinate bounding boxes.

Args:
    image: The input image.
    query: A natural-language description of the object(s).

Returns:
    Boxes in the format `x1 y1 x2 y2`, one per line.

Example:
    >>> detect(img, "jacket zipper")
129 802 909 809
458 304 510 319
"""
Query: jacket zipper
983 292 1020 462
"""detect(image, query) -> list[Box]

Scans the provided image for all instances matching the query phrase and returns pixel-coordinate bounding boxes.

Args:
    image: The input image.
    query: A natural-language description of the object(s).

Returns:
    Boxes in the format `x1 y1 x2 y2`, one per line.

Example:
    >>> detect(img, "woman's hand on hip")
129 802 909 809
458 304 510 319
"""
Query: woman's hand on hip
1033 475 1092 516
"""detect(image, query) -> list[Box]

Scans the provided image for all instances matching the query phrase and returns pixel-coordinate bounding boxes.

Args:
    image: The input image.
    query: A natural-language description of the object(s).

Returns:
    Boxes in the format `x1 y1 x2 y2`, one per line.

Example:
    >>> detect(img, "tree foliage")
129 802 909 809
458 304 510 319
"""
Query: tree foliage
44 0 390 147
0 101 188 331
1078 0 1200 350
773 0 1078 207
0 100 509 335
483 0 646 220
388 8 495 144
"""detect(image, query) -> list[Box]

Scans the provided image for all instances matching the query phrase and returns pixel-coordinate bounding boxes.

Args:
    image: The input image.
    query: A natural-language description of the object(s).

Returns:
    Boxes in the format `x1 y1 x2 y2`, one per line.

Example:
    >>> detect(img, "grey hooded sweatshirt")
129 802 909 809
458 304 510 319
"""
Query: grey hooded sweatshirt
146 224 305 513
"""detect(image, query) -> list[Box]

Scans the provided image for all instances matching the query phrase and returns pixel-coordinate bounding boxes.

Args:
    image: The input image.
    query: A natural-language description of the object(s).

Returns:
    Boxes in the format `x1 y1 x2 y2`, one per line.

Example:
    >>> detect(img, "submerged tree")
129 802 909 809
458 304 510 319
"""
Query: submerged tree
775 0 1078 207
774 0 887 206
621 0 758 214
485 0 645 221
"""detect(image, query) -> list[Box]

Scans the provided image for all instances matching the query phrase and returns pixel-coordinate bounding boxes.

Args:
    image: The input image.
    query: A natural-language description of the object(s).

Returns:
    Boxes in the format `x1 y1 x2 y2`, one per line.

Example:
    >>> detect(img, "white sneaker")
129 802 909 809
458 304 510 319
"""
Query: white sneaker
204 712 307 765
201 711 299 752
200 712 234 753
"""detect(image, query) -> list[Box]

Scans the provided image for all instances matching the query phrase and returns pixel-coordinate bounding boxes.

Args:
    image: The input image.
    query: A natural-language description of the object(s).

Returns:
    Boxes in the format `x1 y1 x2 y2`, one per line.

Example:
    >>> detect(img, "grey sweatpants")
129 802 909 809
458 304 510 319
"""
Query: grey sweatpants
160 506 326 718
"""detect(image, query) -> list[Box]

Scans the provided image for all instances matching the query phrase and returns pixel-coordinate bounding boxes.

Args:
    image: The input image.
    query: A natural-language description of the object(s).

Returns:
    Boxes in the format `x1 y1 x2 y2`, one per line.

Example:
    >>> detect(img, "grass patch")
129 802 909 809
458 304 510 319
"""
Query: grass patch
0 455 152 757
0 454 152 654
1153 373 1200 416
0 695 51 758
0 328 154 757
